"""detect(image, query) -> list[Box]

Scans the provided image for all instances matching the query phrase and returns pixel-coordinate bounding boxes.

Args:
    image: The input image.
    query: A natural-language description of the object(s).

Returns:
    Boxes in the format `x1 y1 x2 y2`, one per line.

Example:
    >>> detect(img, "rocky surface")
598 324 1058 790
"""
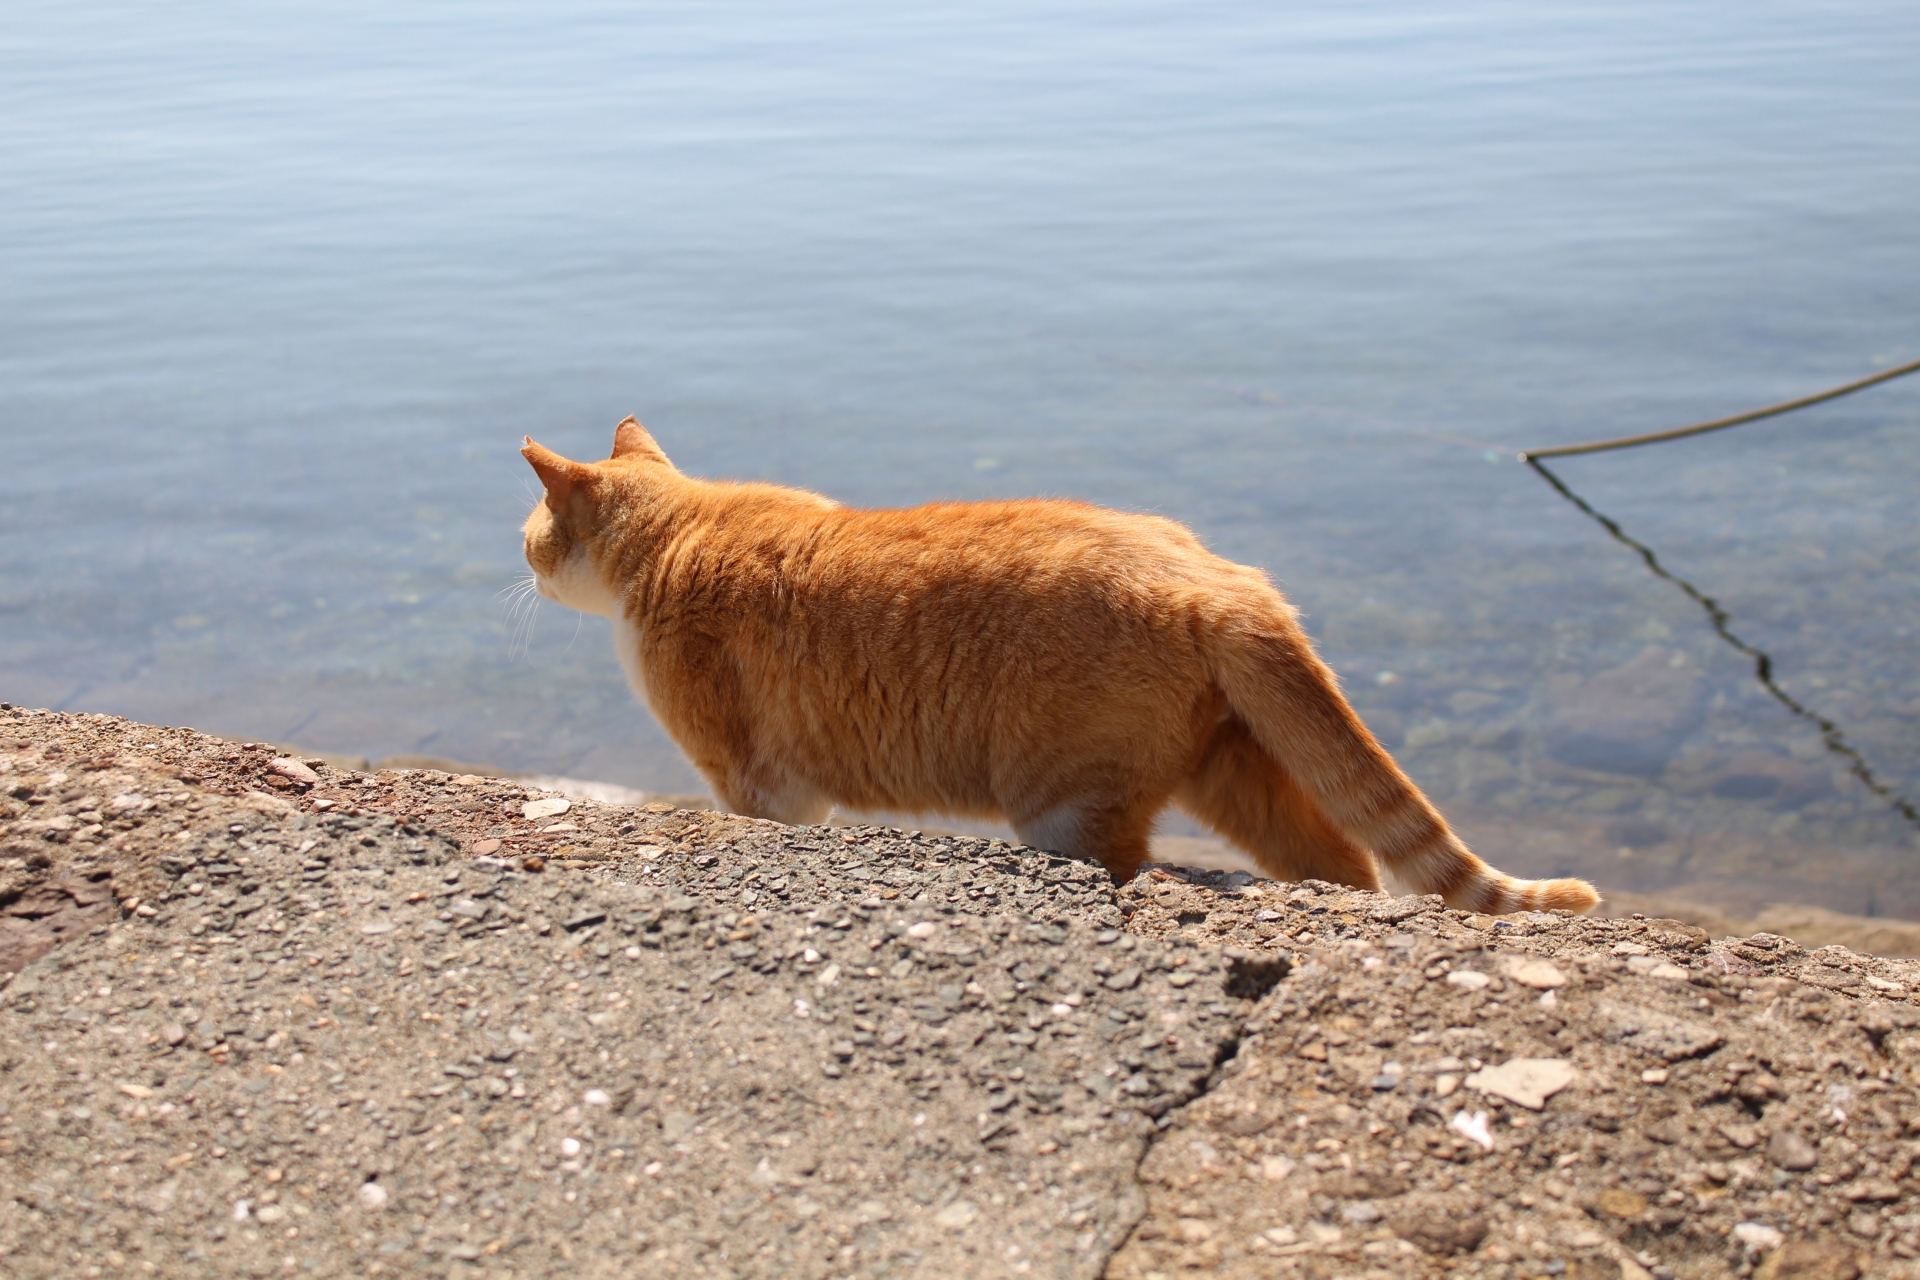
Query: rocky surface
3 704 1920 1278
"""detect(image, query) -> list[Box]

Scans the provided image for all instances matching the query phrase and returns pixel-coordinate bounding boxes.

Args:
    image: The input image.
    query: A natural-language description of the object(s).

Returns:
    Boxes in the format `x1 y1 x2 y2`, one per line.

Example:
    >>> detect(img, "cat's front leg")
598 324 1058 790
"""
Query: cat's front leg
702 768 832 827
1012 801 1156 883
637 630 832 826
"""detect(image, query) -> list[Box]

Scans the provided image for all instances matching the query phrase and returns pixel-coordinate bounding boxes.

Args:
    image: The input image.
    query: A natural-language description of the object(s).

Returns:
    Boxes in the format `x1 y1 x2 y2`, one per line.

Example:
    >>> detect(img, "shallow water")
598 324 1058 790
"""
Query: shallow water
3 1 1916 914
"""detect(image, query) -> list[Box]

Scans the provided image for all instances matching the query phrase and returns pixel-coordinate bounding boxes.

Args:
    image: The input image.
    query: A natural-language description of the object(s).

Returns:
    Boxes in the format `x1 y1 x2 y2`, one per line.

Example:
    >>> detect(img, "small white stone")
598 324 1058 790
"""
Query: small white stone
268 758 319 785
1647 962 1690 981
816 963 841 987
1465 1058 1576 1110
1450 1109 1494 1150
1506 959 1568 989
1733 1222 1784 1252
582 1089 611 1107
1435 1074 1460 1098
232 1199 251 1221
1446 970 1491 991
357 1182 389 1211
560 1137 582 1156
906 921 937 939
1260 1156 1295 1182
624 946 642 960
933 1200 978 1229
1611 941 1650 957
522 797 571 820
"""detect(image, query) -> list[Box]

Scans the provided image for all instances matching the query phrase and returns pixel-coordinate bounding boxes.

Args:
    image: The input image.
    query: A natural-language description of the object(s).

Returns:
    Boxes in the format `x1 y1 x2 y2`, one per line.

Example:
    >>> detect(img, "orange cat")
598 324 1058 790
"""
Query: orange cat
522 419 1598 915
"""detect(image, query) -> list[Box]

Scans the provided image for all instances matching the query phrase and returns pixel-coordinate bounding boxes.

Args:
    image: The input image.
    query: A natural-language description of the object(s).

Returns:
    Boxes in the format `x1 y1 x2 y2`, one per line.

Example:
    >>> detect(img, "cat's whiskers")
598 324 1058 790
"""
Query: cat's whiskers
497 574 543 658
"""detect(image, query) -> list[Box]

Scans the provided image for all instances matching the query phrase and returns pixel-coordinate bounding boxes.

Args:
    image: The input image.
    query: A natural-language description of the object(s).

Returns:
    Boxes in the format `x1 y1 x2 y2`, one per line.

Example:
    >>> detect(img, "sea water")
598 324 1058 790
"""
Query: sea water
2 0 1916 915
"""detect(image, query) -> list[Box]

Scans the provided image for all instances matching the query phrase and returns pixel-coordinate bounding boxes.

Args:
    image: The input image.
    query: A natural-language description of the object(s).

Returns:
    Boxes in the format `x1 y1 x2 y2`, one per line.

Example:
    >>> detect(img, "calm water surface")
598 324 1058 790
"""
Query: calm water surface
3 1 1917 914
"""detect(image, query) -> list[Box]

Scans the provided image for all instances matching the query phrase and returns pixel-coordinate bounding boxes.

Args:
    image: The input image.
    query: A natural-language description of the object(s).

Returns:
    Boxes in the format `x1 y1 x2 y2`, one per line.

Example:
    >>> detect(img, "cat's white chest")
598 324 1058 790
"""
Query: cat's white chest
613 616 654 713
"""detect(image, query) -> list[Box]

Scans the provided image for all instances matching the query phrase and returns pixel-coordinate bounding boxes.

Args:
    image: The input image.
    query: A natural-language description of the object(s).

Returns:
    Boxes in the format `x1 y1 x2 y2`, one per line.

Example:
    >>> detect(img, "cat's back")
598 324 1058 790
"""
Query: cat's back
814 496 1247 596
663 489 1274 672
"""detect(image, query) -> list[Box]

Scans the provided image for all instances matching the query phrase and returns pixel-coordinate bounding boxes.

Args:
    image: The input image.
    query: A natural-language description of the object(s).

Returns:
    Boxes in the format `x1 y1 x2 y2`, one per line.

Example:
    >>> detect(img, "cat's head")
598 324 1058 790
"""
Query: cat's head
520 417 675 616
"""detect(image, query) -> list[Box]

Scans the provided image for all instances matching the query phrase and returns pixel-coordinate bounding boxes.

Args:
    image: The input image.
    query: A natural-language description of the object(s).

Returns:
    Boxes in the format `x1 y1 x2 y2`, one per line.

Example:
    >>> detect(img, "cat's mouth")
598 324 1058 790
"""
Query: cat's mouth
530 548 622 618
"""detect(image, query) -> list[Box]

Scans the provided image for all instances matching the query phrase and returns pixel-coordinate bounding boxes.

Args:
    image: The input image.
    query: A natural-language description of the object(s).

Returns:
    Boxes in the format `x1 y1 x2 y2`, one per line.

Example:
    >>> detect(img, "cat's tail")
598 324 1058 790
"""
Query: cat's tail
1207 612 1599 915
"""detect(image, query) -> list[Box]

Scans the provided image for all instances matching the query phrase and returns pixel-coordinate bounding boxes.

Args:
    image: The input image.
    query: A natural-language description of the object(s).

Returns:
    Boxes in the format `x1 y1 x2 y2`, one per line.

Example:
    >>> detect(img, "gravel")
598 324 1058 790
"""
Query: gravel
3 704 1920 1278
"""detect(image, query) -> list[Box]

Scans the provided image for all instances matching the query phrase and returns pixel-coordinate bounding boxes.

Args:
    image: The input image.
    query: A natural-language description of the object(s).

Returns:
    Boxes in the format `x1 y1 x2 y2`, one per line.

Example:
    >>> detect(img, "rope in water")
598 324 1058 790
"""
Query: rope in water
1518 357 1920 830
1518 356 1920 460
1526 453 1920 829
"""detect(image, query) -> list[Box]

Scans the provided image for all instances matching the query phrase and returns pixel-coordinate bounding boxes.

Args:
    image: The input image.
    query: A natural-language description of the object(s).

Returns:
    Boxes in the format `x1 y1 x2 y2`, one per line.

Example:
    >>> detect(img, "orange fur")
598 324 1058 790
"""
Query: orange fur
521 419 1599 915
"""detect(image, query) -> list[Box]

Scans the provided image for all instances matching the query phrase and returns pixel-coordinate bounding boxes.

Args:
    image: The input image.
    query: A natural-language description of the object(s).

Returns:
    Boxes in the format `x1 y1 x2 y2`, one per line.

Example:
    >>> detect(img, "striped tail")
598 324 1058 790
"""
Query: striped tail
1208 615 1599 915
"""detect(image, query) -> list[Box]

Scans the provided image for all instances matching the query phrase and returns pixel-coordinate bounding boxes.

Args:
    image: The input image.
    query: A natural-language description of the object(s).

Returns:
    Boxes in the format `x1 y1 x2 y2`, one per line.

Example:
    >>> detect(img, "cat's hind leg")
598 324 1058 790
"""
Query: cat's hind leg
1174 715 1382 891
1012 800 1158 883
1205 614 1598 913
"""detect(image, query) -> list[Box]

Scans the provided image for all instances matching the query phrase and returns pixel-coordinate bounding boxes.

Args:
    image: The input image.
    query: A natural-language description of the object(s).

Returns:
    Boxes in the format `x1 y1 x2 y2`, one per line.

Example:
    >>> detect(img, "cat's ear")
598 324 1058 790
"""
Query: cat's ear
522 438 598 513
609 416 672 467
